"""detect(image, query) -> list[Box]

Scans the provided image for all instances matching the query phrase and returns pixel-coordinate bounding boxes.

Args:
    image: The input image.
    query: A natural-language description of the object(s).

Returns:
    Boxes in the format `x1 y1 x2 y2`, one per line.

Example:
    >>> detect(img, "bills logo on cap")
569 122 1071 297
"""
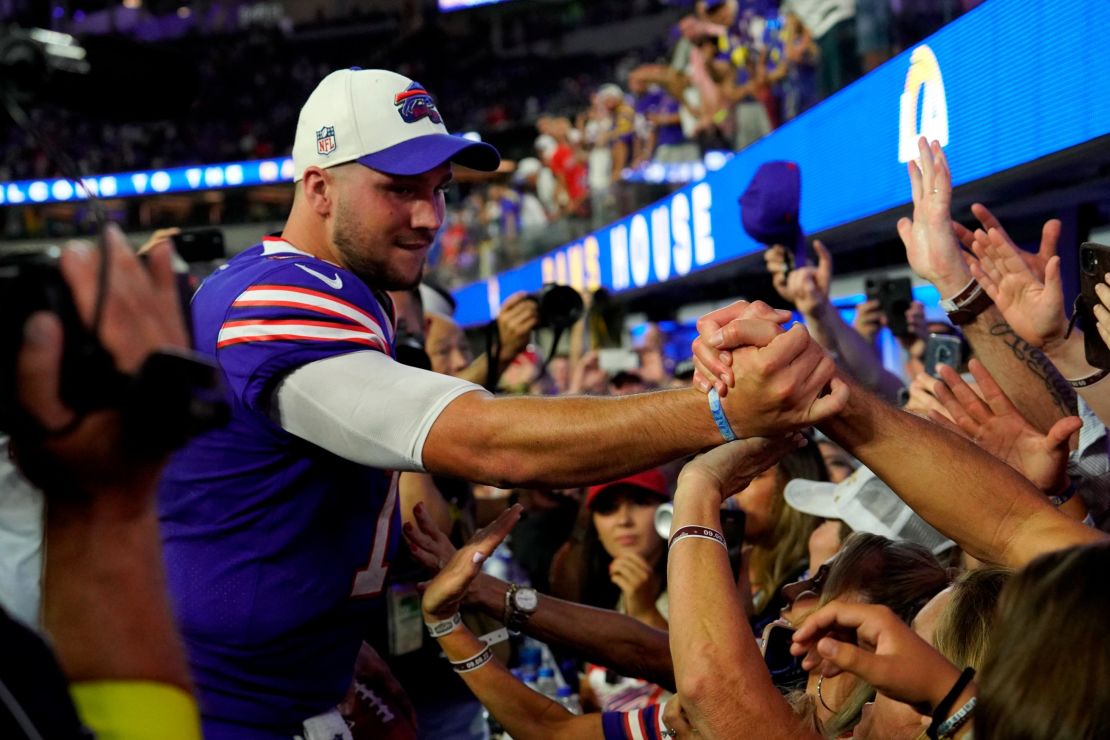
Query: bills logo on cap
393 82 442 125
316 126 337 155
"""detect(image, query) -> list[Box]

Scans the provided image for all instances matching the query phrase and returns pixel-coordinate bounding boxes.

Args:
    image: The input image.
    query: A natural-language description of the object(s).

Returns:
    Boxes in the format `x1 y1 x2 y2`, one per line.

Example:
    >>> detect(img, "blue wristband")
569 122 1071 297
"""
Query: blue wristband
707 387 737 442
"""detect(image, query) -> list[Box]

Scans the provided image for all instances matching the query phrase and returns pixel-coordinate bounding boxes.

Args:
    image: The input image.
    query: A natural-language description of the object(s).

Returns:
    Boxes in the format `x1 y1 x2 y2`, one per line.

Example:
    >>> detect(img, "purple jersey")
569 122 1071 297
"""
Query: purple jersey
159 237 400 738
651 94 686 147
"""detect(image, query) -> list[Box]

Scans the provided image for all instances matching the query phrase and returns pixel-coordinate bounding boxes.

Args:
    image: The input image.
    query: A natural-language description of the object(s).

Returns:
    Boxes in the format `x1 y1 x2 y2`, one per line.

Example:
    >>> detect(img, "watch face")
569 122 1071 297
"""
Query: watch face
514 588 539 612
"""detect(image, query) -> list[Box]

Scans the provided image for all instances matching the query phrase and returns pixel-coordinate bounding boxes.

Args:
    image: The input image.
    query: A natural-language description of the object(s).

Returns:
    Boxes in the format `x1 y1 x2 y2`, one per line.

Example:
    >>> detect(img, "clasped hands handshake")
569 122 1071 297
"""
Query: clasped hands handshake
687 298 850 437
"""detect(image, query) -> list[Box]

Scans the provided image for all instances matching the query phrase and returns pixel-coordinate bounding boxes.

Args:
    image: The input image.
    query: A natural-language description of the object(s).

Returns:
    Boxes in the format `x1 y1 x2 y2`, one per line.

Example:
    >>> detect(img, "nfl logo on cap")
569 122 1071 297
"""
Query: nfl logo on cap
316 126 337 156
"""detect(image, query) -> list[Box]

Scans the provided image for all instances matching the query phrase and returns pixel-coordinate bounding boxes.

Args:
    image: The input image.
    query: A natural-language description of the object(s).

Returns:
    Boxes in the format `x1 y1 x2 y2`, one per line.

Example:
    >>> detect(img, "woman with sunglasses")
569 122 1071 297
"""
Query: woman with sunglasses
668 441 951 739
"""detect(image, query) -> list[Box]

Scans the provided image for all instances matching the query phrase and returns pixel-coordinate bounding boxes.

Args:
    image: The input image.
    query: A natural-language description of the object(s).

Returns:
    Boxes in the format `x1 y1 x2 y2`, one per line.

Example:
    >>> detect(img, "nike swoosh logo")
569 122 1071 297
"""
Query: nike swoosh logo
295 263 344 290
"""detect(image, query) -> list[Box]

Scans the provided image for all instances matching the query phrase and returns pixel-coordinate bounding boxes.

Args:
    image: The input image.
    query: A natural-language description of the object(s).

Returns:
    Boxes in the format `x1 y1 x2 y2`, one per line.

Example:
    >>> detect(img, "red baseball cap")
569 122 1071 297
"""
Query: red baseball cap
586 469 669 510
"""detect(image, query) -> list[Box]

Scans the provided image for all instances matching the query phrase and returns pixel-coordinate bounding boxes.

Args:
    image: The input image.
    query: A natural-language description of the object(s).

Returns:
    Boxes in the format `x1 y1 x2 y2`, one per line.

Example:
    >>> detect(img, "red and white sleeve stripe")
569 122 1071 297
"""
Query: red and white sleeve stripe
621 702 666 740
217 319 387 349
218 285 390 349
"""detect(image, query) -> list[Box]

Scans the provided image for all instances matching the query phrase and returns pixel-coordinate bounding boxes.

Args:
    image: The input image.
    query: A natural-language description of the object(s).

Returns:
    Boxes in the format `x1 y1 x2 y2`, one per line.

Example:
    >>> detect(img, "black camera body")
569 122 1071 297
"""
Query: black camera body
0 250 121 432
173 228 226 263
528 283 584 331
0 248 229 455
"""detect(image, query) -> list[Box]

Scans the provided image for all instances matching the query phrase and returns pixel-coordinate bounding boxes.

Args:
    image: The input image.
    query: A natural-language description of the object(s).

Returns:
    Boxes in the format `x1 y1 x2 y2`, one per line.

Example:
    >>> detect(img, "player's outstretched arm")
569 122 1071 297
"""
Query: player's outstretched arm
424 318 847 489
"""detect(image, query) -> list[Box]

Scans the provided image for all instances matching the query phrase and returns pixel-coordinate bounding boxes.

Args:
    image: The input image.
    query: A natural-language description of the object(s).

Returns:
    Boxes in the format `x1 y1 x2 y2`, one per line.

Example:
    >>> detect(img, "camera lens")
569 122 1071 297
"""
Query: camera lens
1082 248 1098 276
936 346 952 364
535 284 584 330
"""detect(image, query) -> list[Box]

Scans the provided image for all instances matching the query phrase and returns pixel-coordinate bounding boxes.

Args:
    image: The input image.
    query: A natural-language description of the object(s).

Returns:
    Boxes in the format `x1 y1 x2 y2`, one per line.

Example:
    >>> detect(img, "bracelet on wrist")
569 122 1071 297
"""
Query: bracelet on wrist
1049 480 1077 507
1066 367 1110 389
669 524 727 550
707 387 737 442
450 645 494 673
425 612 463 638
928 667 976 740
940 278 992 326
936 696 977 739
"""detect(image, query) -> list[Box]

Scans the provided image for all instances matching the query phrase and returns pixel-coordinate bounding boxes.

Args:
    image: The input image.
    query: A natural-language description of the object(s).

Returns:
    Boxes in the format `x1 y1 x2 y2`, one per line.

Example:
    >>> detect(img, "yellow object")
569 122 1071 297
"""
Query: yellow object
71 681 201 740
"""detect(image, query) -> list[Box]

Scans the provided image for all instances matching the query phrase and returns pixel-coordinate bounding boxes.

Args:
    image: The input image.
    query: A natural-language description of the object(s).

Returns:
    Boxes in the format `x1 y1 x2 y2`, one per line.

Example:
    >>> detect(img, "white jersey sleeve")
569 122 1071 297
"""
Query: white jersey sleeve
274 350 486 471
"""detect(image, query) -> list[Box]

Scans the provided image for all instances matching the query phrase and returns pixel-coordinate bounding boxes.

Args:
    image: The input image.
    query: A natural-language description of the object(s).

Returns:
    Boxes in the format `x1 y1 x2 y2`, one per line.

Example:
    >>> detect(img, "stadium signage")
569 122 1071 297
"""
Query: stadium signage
452 0 1110 325
538 183 715 293
898 46 948 163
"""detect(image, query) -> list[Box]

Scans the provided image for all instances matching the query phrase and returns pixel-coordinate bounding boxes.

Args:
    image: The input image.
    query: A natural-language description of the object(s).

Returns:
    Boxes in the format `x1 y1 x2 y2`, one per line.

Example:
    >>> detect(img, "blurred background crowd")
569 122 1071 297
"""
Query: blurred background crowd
3 0 974 288
3 1 1110 738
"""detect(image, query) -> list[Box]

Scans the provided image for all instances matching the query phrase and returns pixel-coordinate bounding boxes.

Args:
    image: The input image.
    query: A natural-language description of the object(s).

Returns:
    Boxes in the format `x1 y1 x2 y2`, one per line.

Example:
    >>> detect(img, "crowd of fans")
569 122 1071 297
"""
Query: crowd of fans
7 124 1110 739
391 135 1110 740
429 0 975 287
4 1 971 264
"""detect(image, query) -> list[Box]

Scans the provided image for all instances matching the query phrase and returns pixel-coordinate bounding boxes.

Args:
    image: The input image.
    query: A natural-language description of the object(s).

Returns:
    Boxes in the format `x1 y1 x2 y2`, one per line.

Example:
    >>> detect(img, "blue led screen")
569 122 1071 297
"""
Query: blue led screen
0 158 295 207
452 0 1110 326
438 0 519 12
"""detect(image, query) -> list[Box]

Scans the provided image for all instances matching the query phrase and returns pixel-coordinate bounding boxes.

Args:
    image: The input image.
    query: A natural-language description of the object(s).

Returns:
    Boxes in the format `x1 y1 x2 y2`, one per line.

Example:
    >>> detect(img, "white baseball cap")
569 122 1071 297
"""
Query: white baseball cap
597 83 625 101
292 68 500 181
514 156 543 182
784 466 955 555
534 134 558 159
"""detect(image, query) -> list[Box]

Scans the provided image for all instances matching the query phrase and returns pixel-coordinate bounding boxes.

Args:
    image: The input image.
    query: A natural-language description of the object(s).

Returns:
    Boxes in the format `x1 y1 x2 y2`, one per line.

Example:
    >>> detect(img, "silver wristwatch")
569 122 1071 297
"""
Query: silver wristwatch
504 583 538 632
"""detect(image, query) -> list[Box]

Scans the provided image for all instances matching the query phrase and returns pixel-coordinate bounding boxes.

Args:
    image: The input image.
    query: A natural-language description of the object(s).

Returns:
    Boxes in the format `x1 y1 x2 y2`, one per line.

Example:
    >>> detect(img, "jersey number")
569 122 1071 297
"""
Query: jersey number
350 472 399 599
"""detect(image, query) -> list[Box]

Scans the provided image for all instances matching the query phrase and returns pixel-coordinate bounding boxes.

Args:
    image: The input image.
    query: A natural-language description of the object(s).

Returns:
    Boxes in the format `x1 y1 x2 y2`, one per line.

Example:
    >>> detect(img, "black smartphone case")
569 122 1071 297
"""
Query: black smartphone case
1078 242 1110 370
865 277 913 337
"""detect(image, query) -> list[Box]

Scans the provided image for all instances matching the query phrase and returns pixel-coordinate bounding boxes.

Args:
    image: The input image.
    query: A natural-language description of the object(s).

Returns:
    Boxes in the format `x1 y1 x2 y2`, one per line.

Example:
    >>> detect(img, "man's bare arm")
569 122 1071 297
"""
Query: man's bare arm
895 138 1072 432
424 388 719 488
959 305 1074 430
425 321 848 488
818 377 1104 568
467 572 676 691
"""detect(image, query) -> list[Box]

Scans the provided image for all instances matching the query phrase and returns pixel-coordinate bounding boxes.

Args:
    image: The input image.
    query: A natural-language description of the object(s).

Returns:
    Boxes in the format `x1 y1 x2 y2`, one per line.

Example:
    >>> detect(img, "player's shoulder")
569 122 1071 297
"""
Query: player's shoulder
198 237 395 348
204 238 377 305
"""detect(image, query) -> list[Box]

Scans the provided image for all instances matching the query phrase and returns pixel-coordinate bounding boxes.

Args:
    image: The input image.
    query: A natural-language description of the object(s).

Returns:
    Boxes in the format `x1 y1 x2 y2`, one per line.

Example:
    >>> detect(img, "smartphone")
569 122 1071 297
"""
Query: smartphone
172 228 226 263
719 505 747 582
761 622 807 690
924 334 964 378
719 507 747 551
865 276 914 338
1079 242 1110 370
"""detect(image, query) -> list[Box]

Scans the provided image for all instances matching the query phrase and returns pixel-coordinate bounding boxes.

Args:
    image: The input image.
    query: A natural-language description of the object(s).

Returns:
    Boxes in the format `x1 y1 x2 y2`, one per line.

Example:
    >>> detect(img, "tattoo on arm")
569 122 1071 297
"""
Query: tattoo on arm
988 322 1076 415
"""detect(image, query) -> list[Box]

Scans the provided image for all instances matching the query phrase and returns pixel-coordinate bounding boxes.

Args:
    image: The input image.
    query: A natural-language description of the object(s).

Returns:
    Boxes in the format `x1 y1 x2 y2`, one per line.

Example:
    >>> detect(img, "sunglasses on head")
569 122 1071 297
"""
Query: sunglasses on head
782 561 831 604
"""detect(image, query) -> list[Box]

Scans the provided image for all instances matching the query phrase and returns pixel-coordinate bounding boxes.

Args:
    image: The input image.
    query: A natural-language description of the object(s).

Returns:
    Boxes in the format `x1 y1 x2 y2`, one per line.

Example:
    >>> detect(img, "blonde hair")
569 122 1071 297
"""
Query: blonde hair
798 533 950 738
933 566 1010 670
977 542 1110 739
749 446 826 614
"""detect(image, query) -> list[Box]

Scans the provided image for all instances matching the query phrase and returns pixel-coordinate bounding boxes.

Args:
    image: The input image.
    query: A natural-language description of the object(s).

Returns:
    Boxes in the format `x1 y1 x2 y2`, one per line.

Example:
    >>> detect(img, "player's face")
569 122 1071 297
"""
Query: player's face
330 162 452 290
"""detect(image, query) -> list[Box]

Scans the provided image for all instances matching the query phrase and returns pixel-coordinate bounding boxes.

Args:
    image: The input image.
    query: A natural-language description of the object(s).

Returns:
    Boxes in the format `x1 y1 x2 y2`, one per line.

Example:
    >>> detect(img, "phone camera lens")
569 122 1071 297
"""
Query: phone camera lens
1082 248 1098 276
